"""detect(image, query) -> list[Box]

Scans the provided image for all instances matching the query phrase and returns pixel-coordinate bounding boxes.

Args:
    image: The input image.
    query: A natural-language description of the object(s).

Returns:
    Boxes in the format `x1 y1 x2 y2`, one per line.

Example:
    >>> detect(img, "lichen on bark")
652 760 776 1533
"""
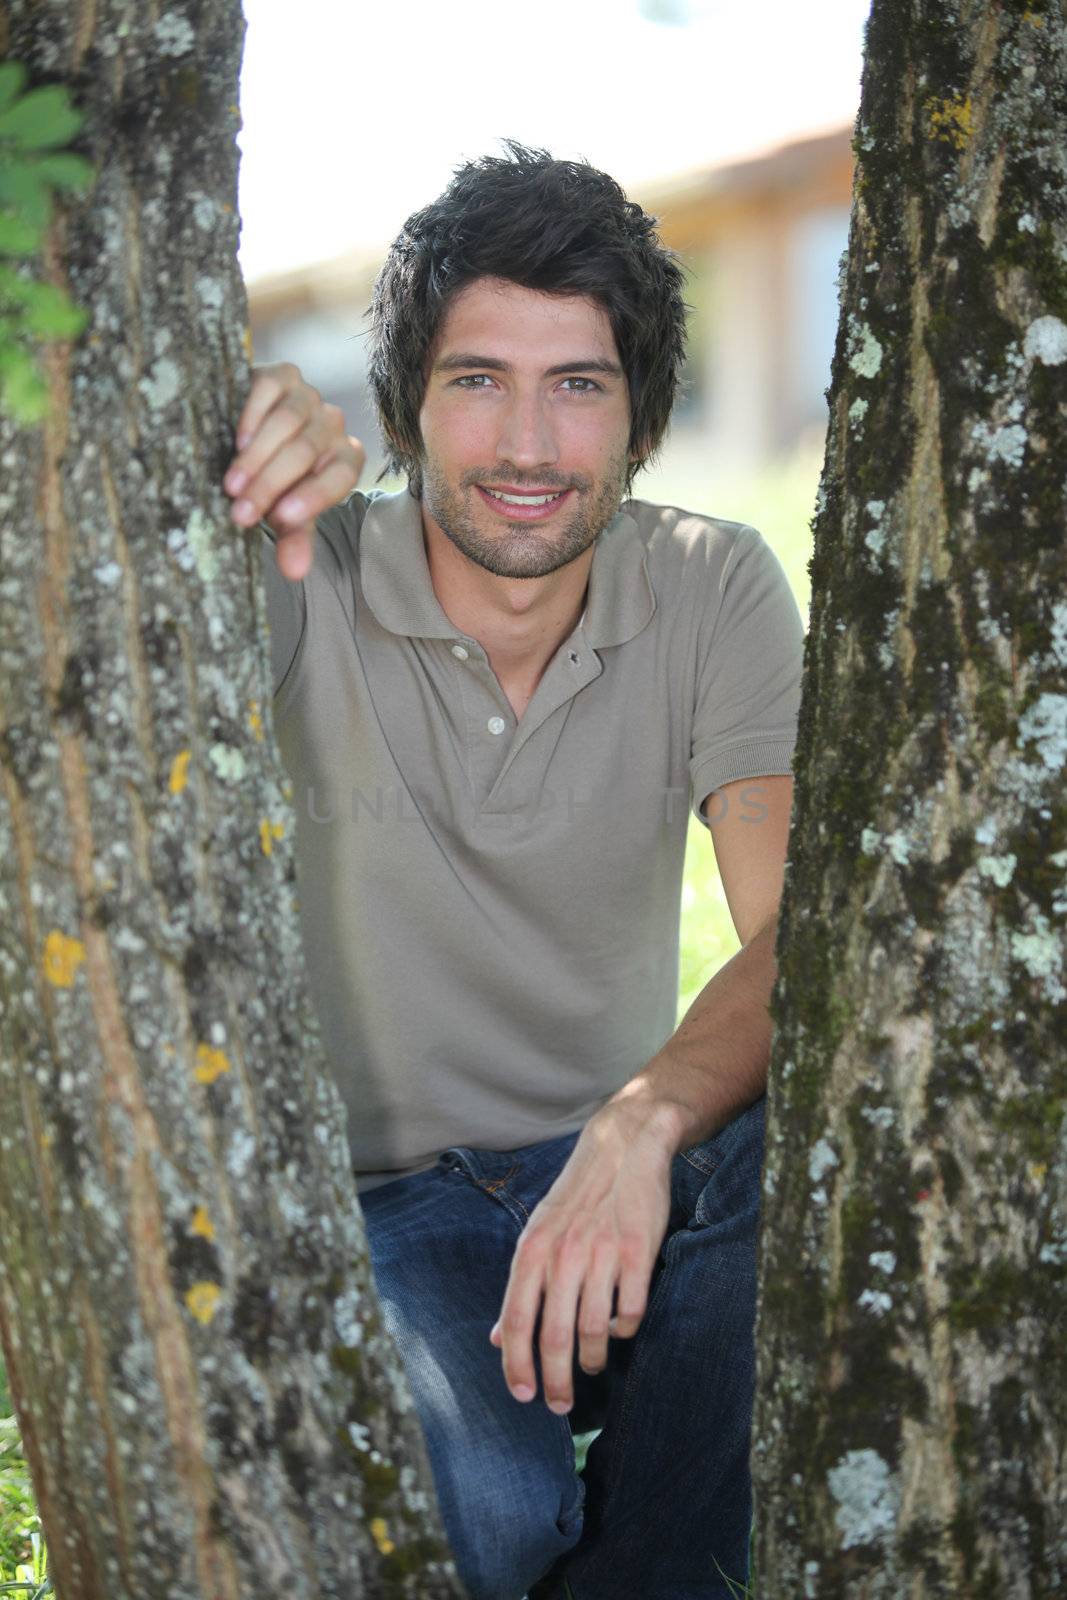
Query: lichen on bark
0 4 466 1596
754 2 1067 1595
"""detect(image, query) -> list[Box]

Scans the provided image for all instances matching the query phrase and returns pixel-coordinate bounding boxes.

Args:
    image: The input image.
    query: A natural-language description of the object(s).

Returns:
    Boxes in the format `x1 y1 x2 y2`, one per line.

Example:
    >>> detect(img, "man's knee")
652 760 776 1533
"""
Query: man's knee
377 1298 584 1600
431 1434 584 1600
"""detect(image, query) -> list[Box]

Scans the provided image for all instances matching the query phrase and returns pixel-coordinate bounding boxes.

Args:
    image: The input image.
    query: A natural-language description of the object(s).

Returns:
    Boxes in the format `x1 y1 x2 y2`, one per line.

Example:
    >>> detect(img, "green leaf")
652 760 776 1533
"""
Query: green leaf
0 263 38 308
0 85 83 153
0 162 50 228
0 336 31 373
0 209 42 255
0 63 28 118
23 281 86 340
32 152 95 195
0 341 48 425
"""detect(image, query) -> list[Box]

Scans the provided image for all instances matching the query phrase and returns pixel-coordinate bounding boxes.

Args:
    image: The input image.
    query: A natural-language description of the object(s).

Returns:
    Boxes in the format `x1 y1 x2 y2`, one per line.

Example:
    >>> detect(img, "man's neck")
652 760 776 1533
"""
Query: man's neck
421 514 594 691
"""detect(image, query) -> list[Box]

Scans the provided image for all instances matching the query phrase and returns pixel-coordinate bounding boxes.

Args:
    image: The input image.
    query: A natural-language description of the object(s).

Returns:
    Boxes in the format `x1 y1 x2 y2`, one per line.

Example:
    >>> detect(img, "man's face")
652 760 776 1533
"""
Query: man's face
415 276 635 580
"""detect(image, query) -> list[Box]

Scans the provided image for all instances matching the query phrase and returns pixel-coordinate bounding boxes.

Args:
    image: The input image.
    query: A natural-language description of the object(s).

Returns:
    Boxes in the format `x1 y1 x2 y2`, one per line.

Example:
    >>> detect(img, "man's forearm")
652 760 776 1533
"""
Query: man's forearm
600 915 779 1158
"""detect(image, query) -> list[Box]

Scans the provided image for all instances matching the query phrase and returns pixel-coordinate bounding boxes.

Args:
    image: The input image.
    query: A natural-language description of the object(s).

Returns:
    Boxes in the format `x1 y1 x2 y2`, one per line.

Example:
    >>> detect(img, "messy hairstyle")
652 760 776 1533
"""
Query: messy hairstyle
366 138 691 499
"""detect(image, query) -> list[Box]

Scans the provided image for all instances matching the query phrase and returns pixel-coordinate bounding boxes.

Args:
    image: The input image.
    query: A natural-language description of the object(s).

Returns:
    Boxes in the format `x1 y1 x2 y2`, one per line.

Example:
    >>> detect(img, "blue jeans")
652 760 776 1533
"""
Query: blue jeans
360 1094 765 1600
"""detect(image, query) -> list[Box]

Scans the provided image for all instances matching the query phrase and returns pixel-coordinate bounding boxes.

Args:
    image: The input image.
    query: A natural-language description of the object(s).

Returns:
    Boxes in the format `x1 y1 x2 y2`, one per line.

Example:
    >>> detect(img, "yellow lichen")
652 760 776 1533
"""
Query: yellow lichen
191 1206 215 1240
369 1518 396 1556
43 930 86 987
194 1044 231 1085
259 817 285 856
169 749 192 795
185 1281 222 1324
1028 1162 1047 1185
926 94 973 150
1022 9 1045 25
247 699 264 740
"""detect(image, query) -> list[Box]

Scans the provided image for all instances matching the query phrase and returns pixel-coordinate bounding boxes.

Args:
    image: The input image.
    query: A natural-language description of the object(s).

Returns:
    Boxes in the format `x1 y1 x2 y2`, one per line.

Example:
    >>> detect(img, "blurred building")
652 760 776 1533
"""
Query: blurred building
245 122 853 487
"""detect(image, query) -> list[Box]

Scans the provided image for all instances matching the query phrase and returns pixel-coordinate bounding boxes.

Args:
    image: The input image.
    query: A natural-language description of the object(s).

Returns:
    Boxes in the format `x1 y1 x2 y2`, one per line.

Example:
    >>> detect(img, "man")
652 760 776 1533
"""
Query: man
224 141 804 1599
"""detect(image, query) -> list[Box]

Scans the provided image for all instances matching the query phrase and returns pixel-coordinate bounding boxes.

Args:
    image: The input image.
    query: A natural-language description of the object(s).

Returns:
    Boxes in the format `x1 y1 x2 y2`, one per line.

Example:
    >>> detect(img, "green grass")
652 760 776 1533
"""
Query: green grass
0 440 818 1587
0 1364 45 1591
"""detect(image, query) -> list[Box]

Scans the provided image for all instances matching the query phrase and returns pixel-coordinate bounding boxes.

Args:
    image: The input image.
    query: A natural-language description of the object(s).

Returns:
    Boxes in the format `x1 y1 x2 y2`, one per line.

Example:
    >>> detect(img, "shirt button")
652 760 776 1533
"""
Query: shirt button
487 716 507 735
451 644 469 660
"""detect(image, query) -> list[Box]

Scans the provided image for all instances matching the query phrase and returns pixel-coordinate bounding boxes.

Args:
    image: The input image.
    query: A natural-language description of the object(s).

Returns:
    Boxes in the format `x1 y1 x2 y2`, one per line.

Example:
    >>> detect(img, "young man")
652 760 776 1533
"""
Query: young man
224 141 804 1599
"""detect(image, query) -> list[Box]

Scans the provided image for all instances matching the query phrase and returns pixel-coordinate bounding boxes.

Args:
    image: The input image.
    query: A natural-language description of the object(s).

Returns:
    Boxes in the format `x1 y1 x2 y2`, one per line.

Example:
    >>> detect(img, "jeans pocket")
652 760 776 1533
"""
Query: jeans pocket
679 1137 724 1178
683 1095 767 1173
437 1145 481 1181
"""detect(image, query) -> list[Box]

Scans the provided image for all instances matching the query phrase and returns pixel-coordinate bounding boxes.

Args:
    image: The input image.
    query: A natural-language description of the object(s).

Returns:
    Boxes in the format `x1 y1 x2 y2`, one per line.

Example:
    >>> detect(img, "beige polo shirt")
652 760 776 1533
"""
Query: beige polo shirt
260 488 804 1193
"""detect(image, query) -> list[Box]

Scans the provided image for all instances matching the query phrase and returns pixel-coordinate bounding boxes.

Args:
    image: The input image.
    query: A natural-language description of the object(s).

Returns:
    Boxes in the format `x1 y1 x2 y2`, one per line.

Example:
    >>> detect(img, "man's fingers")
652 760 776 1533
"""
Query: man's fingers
273 526 314 583
227 393 316 498
608 1247 651 1339
233 360 303 453
229 410 334 528
576 1241 618 1375
226 366 364 582
538 1235 591 1414
243 433 360 587
497 1235 550 1404
265 446 361 532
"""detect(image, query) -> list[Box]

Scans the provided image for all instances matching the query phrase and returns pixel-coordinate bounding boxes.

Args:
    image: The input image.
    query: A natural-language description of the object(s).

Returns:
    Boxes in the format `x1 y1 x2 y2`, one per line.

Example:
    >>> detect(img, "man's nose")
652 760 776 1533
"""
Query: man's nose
494 394 559 472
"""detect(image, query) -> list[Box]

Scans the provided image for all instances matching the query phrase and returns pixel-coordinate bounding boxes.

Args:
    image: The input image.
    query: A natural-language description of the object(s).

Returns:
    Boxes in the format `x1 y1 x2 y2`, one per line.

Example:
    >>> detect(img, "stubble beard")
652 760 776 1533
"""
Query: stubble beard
419 444 631 580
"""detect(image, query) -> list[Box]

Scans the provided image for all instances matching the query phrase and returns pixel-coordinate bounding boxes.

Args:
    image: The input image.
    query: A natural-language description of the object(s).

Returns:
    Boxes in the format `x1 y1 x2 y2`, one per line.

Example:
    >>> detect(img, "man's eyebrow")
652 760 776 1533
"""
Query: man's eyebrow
433 353 623 378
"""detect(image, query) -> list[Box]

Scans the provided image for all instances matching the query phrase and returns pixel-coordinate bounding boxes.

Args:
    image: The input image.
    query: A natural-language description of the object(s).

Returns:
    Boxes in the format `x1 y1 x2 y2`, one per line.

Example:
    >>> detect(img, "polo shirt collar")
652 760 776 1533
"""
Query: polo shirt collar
359 488 655 649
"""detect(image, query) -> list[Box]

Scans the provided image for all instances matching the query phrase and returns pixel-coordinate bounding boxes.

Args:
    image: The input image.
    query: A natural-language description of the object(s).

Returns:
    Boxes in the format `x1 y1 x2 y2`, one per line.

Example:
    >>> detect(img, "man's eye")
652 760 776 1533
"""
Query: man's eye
452 375 601 392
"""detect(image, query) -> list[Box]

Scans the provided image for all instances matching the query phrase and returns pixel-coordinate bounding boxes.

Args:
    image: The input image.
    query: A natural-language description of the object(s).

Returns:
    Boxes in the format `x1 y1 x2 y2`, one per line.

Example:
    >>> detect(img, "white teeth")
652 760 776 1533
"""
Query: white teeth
484 488 564 506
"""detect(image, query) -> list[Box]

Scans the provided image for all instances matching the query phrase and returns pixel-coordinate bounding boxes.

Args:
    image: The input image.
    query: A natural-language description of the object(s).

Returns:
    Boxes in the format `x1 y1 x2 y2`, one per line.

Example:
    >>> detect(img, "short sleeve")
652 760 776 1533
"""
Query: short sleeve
689 525 805 829
259 523 307 698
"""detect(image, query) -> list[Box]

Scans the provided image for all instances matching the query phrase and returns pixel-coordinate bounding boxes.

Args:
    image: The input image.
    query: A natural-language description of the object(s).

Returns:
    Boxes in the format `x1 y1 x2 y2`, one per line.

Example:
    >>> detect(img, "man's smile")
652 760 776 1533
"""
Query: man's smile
475 484 575 520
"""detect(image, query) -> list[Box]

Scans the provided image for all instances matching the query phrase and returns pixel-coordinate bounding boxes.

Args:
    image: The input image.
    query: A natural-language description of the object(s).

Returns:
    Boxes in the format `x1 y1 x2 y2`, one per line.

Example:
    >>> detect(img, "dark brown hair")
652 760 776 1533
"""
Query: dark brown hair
367 138 691 498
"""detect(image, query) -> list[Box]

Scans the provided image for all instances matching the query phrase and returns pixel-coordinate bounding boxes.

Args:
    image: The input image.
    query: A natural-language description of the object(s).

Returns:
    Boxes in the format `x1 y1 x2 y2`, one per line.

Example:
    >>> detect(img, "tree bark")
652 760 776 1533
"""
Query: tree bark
0 5 465 1596
754 1 1067 1595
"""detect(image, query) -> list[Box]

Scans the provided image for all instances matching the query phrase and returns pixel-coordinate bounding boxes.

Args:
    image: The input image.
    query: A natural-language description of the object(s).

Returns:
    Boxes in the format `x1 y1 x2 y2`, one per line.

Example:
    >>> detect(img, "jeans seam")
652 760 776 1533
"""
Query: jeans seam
473 1161 530 1222
440 1151 533 1227
681 1148 721 1177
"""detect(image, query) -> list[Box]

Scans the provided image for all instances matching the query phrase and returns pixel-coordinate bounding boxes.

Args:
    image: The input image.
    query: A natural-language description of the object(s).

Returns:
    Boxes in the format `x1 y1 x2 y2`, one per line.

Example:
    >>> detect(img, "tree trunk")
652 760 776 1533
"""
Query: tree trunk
0 5 465 1596
754 1 1067 1595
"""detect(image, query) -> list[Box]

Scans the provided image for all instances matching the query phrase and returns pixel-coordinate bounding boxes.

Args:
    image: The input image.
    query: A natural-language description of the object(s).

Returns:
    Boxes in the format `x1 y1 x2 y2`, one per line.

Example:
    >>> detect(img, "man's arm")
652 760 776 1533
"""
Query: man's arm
599 773 794 1156
490 772 795 1408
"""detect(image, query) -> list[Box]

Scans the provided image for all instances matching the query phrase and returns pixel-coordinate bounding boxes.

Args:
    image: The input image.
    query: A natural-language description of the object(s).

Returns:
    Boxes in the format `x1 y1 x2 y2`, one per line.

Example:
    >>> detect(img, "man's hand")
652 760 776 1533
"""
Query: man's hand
224 361 366 582
488 1105 675 1414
